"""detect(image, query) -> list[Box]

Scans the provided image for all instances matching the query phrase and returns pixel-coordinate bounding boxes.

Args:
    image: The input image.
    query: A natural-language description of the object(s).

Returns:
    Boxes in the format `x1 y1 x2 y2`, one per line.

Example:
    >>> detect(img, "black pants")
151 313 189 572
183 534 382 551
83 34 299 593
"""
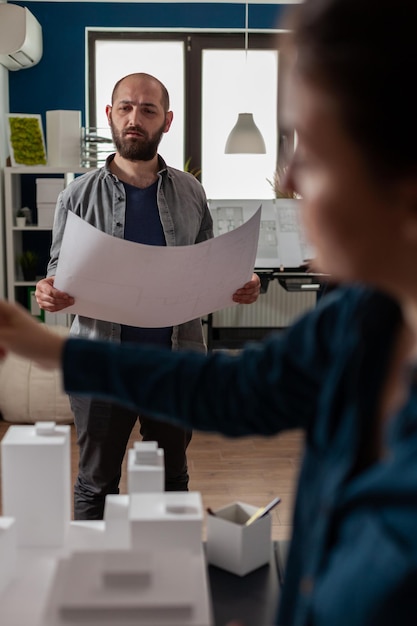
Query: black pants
70 395 192 520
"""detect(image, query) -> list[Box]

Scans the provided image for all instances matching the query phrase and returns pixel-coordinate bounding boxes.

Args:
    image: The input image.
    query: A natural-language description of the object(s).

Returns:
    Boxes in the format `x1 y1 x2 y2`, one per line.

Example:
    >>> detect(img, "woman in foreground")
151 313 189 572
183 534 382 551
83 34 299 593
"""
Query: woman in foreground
1 0 417 624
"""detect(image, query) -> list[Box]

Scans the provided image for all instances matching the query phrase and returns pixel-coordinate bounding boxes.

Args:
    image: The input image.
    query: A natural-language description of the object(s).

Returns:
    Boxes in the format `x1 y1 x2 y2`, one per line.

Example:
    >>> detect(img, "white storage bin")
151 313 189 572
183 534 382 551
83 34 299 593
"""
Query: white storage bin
36 178 64 227
36 177 65 204
206 501 271 576
37 203 55 227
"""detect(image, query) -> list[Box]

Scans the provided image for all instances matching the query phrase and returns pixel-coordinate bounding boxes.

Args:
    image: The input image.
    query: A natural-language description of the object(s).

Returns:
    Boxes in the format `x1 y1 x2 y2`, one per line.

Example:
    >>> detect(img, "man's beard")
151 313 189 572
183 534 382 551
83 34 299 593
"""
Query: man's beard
110 120 165 161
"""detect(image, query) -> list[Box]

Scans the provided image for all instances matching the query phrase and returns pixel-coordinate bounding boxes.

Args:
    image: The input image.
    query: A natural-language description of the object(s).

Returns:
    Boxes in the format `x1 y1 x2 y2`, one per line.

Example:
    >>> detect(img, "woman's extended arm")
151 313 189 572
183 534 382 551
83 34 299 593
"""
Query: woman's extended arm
0 300 64 368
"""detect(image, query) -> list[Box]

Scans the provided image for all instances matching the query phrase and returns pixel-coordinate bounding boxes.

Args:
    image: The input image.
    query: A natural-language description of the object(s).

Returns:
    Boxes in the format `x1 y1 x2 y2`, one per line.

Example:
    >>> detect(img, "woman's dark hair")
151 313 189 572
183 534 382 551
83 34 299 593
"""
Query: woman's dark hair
288 0 417 179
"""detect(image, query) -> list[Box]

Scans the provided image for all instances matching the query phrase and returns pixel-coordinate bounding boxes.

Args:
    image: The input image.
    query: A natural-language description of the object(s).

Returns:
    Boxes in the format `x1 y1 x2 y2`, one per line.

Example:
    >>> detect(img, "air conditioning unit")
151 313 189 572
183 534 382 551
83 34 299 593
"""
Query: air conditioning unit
0 4 42 71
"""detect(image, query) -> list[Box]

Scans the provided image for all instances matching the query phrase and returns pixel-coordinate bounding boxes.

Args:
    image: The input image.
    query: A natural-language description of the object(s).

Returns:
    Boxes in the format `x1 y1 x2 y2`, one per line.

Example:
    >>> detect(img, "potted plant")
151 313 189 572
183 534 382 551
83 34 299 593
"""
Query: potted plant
18 250 39 281
266 166 298 200
16 208 27 227
184 157 202 180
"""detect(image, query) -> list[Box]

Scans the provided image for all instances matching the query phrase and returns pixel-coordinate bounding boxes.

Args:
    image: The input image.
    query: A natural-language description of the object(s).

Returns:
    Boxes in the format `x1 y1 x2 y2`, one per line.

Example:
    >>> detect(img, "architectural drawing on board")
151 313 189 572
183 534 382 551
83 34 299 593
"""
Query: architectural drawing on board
277 202 314 265
211 205 244 236
208 199 313 268
258 219 278 261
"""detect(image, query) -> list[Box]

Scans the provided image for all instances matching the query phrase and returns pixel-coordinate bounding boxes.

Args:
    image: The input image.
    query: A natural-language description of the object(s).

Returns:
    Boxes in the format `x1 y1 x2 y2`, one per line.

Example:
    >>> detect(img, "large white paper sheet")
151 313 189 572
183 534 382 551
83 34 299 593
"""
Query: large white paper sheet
54 208 261 328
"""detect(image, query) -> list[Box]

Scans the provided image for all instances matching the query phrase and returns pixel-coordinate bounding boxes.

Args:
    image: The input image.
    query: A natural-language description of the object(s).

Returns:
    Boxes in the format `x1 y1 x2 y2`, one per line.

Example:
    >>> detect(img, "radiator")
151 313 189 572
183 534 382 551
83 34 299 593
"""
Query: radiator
212 279 317 329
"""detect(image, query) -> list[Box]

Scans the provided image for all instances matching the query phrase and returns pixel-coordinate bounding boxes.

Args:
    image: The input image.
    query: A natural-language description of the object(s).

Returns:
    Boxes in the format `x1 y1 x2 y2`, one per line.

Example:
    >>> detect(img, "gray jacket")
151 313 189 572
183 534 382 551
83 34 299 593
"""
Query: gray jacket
47 154 213 352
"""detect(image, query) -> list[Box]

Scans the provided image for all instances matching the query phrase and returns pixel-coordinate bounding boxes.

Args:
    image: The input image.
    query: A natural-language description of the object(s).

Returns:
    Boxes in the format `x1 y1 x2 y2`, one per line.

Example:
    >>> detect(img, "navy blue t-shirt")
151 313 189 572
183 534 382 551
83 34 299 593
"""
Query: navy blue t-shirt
121 181 172 348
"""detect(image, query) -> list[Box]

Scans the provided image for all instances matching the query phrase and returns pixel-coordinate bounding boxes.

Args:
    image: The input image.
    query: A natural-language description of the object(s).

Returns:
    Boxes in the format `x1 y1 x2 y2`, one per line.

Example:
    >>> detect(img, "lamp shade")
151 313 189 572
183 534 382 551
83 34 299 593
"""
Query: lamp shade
225 113 266 154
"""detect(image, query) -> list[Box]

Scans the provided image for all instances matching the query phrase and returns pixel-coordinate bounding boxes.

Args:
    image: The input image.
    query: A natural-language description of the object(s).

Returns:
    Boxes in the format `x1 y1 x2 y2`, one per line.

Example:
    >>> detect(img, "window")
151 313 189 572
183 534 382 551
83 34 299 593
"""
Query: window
88 31 285 198
202 48 278 199
91 35 185 167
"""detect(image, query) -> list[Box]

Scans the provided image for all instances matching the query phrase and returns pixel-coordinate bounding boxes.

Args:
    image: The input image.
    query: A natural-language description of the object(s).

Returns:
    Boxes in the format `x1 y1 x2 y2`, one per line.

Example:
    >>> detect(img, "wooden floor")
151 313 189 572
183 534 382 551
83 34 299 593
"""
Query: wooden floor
0 419 304 541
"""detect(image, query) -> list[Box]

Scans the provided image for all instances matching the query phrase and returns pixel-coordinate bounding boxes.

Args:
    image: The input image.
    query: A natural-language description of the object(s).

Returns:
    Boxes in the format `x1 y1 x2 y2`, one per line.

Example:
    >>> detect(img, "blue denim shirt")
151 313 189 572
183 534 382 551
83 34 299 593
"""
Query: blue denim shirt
47 154 213 352
63 286 417 626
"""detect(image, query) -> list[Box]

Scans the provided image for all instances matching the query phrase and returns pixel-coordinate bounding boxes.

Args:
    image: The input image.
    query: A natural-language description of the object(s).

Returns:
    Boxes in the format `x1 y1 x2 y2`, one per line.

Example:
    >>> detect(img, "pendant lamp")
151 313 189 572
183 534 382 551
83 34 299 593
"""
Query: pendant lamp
225 113 266 153
224 1 266 154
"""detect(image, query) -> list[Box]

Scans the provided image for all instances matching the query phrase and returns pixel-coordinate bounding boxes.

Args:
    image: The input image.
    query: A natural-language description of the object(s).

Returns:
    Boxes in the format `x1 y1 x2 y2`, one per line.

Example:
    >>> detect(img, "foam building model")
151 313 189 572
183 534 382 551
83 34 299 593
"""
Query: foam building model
43 545 212 625
127 440 165 493
1 421 71 547
0 517 16 595
0 425 212 625
103 491 204 555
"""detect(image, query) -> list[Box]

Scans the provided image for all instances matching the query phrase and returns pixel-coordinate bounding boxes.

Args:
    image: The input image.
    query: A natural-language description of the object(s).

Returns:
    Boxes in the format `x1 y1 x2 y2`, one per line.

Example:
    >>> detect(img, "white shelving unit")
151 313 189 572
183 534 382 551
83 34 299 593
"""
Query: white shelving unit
3 166 91 325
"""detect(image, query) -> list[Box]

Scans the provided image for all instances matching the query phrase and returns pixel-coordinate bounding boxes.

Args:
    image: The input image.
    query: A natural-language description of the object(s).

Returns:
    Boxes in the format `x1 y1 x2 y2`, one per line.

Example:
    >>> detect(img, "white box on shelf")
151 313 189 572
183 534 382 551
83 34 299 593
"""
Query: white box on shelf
36 177 65 203
46 110 81 167
206 501 271 576
36 178 64 227
37 203 56 227
1 422 71 547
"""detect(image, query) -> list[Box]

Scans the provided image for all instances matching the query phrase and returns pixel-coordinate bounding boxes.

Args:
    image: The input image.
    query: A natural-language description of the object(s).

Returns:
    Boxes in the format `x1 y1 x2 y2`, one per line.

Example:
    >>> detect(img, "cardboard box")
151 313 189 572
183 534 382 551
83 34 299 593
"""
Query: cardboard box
206 501 271 576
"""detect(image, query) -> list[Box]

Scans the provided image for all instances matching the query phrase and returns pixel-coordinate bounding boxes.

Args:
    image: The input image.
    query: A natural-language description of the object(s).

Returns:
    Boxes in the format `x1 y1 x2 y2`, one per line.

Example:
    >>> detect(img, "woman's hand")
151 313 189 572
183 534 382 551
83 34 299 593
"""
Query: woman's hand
0 300 64 369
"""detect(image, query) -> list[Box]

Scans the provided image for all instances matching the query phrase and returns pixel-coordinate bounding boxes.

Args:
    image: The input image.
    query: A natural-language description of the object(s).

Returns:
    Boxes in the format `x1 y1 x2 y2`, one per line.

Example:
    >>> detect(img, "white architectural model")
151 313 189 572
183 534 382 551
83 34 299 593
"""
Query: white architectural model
1 421 71 546
0 517 16 594
43 548 212 625
127 440 164 493
129 491 203 554
104 491 204 555
0 424 212 626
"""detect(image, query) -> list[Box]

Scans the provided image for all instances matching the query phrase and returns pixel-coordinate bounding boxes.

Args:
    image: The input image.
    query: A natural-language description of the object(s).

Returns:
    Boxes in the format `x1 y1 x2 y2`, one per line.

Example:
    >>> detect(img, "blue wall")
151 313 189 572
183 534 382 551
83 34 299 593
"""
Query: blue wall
9 2 289 126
